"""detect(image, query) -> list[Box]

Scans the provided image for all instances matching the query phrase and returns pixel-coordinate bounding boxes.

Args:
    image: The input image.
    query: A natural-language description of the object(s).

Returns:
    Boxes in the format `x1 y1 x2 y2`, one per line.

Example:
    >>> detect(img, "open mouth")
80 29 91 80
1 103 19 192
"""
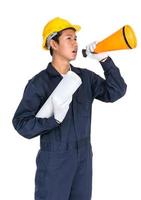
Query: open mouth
72 50 77 54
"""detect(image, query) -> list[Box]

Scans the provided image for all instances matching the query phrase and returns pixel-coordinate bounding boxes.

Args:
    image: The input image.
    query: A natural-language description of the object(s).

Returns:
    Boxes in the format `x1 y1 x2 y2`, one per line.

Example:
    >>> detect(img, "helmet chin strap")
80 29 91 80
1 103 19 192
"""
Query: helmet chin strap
47 32 58 50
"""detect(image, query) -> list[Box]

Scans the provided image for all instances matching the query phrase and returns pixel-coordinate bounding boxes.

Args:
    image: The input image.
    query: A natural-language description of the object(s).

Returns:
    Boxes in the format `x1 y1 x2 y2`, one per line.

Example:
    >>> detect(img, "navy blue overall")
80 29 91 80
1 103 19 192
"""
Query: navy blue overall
12 57 127 200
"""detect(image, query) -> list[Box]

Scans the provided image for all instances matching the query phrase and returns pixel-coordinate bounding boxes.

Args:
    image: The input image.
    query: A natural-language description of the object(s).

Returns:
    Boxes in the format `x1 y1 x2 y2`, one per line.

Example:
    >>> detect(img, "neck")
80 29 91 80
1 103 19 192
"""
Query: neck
51 57 71 75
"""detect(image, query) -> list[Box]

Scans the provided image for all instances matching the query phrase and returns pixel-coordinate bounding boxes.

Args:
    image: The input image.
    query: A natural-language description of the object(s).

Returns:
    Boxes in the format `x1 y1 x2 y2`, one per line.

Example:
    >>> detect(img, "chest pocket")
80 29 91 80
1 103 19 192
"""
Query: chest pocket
75 86 92 117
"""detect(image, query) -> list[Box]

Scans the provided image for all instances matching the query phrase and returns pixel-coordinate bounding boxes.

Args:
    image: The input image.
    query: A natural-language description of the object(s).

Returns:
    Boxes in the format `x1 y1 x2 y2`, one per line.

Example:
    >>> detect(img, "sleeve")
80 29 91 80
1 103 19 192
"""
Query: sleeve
90 57 127 102
12 81 60 139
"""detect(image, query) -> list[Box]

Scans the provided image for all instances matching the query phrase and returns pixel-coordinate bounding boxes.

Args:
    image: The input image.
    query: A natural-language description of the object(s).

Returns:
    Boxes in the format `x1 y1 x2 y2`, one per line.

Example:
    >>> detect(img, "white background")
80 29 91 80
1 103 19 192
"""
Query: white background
0 0 141 199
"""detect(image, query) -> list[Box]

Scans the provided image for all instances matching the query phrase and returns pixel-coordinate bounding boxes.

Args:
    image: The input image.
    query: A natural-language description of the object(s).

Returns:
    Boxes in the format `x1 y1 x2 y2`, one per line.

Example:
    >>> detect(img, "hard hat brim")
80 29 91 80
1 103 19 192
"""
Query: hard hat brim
42 24 81 50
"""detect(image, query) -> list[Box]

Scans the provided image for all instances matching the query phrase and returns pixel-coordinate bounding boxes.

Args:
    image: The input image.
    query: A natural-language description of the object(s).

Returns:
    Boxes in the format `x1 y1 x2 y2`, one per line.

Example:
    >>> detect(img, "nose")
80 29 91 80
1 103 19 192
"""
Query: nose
73 39 78 47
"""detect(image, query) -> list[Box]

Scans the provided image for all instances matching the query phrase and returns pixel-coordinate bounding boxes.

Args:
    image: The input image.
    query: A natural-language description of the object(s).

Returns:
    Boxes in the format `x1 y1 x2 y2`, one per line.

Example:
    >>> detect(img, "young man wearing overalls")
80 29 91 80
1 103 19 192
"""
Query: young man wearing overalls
12 17 127 200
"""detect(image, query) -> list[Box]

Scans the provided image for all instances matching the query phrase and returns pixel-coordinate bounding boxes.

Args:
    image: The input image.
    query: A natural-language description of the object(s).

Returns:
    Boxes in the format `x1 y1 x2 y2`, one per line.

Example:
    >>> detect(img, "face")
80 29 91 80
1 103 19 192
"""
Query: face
52 29 78 61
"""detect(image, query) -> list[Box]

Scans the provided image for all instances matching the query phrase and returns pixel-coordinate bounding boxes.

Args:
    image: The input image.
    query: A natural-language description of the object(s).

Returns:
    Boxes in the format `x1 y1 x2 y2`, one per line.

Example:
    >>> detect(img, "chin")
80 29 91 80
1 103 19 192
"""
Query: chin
69 58 76 62
70 55 77 61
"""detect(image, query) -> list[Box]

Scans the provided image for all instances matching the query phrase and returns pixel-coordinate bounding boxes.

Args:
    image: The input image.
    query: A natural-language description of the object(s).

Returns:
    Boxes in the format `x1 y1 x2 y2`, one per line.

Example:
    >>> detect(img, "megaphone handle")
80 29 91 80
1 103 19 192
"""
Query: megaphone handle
82 49 96 57
82 49 87 57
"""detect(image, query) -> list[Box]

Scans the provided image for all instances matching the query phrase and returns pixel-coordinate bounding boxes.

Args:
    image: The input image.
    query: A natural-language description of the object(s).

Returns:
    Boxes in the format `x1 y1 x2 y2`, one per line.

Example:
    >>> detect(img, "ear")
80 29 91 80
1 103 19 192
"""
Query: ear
50 40 59 50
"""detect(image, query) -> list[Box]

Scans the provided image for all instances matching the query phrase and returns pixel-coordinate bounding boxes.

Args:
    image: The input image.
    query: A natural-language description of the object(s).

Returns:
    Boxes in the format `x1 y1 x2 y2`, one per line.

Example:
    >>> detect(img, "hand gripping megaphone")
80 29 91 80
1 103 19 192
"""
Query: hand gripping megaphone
82 25 137 57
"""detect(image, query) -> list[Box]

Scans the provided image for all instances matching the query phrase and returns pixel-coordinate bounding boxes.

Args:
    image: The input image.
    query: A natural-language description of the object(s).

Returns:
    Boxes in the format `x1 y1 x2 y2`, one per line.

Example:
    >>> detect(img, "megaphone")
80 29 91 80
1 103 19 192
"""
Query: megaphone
82 25 137 57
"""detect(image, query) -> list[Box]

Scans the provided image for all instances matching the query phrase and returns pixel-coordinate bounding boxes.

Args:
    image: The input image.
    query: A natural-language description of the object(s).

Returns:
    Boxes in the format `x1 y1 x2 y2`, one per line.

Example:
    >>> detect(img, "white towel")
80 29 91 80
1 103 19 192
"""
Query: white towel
36 71 82 118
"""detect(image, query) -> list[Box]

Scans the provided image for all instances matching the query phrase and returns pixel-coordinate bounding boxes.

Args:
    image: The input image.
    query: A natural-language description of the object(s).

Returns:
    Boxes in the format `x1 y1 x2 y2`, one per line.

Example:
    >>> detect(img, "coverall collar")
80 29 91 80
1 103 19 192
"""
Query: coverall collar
46 62 81 77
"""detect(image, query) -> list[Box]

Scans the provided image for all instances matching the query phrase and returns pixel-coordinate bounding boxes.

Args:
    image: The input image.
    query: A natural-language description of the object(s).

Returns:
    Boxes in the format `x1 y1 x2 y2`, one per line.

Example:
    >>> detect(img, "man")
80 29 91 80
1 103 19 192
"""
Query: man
12 17 127 200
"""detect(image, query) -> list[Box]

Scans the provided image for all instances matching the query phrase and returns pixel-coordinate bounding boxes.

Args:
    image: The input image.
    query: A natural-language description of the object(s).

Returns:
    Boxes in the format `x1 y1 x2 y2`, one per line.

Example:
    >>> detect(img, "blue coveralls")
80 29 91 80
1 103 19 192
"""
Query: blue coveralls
12 57 127 200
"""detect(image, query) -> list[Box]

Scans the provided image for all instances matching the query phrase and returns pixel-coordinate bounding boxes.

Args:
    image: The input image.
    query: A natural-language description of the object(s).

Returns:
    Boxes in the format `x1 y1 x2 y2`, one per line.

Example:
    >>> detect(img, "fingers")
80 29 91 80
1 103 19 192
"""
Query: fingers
86 41 97 53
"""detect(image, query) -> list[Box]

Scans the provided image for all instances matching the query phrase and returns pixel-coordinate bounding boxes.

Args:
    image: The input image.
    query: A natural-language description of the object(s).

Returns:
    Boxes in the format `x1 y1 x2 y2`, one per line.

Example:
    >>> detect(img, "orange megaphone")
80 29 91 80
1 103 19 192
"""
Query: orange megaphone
82 25 137 57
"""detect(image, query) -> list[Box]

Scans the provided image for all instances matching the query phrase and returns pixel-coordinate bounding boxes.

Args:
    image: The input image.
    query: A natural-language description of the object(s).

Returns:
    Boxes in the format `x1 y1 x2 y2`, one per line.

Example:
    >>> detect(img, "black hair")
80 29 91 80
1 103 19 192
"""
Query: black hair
46 28 76 56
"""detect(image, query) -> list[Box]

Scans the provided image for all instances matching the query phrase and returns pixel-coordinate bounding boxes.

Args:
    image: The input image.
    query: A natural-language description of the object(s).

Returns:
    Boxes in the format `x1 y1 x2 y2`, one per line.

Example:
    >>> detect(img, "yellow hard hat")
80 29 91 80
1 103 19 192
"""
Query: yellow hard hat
42 17 81 50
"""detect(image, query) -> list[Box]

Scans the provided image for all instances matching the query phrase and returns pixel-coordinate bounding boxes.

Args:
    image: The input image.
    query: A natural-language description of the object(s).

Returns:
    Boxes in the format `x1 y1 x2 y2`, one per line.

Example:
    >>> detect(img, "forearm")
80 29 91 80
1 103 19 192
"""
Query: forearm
100 57 127 102
12 114 59 139
91 57 127 102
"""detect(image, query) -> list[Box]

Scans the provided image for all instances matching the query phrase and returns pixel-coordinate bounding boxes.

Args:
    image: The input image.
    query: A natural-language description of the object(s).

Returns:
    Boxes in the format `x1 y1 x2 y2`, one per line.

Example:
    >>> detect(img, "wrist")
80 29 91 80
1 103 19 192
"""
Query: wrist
100 56 109 62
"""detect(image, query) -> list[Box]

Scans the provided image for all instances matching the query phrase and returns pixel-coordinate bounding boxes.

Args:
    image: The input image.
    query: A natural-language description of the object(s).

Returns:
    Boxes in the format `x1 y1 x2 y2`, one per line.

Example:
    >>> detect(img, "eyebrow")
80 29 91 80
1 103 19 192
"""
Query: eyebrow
65 34 77 38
